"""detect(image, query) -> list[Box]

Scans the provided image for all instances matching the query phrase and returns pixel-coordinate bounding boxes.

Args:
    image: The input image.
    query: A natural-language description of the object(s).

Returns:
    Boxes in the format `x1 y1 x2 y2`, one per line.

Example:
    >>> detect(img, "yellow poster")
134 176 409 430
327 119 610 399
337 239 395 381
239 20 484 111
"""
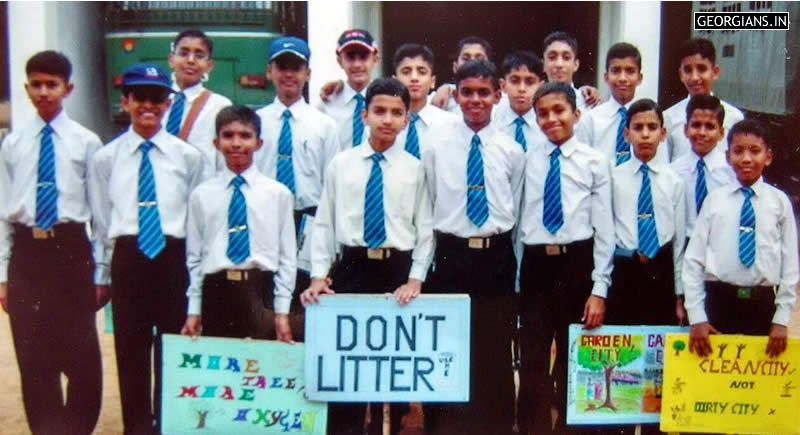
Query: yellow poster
661 333 800 434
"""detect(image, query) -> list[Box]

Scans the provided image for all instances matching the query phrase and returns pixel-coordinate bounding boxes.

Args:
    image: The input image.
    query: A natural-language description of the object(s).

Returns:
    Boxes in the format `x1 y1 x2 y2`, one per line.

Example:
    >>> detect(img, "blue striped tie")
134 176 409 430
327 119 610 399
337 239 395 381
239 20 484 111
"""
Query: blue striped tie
137 141 165 259
405 112 420 159
277 109 296 194
616 107 631 165
543 148 563 233
353 94 365 147
36 124 58 230
637 164 659 259
364 153 386 249
227 175 250 264
738 187 756 267
466 134 489 227
695 158 708 214
166 92 185 136
513 116 527 152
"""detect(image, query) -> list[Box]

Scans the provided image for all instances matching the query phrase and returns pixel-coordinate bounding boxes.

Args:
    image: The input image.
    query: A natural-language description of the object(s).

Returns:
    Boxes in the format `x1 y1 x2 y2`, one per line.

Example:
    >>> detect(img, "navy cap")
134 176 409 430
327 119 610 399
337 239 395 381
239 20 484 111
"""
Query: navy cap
121 63 173 90
336 29 378 54
269 36 310 62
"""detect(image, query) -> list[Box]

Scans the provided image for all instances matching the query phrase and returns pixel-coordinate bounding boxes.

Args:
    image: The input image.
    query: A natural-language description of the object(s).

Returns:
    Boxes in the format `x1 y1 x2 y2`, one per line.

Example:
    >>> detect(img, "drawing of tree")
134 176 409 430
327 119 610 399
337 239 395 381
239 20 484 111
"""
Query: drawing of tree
578 344 642 411
673 340 686 356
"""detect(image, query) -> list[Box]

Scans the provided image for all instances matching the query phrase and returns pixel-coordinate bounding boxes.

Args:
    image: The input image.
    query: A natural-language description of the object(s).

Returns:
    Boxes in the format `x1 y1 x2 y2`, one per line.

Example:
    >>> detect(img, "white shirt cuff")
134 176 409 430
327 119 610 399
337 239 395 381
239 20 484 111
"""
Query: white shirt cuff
187 296 202 316
274 294 291 315
687 306 709 325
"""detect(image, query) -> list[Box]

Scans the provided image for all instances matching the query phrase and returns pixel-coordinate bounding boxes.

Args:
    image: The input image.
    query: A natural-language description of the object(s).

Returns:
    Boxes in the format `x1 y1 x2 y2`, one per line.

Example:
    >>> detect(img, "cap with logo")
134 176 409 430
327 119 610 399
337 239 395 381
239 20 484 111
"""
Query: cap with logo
269 36 311 62
121 63 173 90
336 29 378 54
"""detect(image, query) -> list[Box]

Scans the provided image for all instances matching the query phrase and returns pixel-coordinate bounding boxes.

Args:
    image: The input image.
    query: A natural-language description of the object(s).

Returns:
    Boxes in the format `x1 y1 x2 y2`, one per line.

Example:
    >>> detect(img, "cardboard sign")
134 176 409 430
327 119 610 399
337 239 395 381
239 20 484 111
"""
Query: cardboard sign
304 294 470 402
161 334 327 434
660 333 800 434
567 324 688 425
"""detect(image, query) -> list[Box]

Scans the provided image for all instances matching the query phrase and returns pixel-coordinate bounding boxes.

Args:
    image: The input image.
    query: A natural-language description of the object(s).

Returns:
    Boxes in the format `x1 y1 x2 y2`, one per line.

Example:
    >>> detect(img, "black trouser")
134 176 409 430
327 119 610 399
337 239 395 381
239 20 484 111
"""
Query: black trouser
326 246 412 435
601 243 677 435
706 281 775 334
111 236 188 435
8 223 102 435
202 269 274 339
423 231 516 435
518 239 599 435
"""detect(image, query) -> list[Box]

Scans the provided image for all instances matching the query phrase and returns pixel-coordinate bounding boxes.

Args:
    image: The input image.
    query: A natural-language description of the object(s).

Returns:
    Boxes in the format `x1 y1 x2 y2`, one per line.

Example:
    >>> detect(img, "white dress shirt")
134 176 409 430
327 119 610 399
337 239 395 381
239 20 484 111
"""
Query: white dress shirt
310 140 434 281
88 127 210 284
394 103 459 157
519 136 615 298
422 122 525 237
491 101 546 153
663 95 744 162
186 166 296 315
0 111 103 282
612 155 687 295
683 178 799 326
670 147 736 235
255 97 339 210
318 82 368 149
162 82 232 172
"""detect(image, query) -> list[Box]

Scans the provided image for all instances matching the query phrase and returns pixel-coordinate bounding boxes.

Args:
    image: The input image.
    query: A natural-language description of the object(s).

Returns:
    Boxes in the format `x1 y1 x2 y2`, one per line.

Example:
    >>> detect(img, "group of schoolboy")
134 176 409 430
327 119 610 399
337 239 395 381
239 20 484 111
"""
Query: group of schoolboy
0 24 795 435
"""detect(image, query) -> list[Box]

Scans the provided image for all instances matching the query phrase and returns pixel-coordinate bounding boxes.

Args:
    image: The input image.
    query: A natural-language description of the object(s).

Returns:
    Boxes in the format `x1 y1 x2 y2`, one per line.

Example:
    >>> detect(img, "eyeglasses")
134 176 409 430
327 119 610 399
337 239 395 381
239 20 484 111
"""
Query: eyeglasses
174 49 209 61
129 87 171 104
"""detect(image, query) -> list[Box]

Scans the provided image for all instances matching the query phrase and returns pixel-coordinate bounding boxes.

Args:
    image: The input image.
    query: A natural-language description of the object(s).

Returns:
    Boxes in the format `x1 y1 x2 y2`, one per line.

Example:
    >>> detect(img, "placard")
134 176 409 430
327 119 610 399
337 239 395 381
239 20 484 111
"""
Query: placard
660 333 800 434
304 294 470 402
161 334 327 434
567 324 688 425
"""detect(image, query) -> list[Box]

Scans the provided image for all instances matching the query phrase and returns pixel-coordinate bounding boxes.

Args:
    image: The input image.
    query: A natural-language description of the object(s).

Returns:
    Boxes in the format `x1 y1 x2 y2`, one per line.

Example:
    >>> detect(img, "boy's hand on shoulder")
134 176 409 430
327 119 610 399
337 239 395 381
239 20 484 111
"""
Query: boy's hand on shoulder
430 84 452 109
95 284 111 310
675 298 687 326
319 80 344 102
689 322 719 357
0 282 7 313
300 277 335 306
275 313 294 344
394 279 422 305
181 315 202 339
582 295 605 329
580 86 602 108
766 323 788 357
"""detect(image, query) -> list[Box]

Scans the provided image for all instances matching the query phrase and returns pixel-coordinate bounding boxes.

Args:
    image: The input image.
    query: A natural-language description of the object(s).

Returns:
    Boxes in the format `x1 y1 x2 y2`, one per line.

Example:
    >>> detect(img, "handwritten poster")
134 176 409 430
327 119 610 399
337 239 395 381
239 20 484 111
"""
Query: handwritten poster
660 333 800 434
304 294 471 402
567 324 687 425
161 334 327 434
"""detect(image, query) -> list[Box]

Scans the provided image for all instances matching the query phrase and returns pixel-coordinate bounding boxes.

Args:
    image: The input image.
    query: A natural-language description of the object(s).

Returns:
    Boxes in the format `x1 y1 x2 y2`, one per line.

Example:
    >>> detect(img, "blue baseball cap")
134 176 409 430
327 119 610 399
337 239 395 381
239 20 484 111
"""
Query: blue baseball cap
269 36 310 62
121 63 173 90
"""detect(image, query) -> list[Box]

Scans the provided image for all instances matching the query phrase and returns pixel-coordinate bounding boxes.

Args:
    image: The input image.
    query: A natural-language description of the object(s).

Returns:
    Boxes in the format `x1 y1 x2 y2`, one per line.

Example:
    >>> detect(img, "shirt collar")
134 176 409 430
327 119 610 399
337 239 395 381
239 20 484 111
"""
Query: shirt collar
222 165 258 187
174 81 205 100
456 121 496 148
546 135 578 158
128 127 169 155
693 146 728 170
497 100 535 127
342 82 366 102
631 153 661 174
734 177 764 196
358 137 400 165
33 110 68 136
272 97 308 120
414 103 438 127
609 98 633 112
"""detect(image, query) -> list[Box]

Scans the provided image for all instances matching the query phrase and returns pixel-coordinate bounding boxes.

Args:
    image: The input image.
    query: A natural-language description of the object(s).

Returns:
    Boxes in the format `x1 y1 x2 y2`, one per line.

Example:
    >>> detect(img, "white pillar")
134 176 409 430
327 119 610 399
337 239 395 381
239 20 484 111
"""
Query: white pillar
308 1 353 106
596 1 662 101
8 2 50 129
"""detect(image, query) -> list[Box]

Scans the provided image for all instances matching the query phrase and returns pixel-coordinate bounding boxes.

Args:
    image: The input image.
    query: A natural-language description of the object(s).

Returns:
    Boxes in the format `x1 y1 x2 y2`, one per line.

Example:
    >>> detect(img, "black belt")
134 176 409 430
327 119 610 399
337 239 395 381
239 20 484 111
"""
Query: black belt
435 230 512 250
706 281 775 301
525 238 592 256
341 246 407 261
12 222 86 241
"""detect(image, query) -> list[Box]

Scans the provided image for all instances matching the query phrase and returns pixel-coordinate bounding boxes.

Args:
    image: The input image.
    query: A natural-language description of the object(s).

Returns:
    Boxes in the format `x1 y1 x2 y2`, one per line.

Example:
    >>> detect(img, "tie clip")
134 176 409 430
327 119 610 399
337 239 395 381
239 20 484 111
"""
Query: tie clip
138 201 157 208
278 154 291 160
37 181 55 188
739 226 754 233
228 225 248 234
467 185 484 191
638 213 653 220
616 151 630 156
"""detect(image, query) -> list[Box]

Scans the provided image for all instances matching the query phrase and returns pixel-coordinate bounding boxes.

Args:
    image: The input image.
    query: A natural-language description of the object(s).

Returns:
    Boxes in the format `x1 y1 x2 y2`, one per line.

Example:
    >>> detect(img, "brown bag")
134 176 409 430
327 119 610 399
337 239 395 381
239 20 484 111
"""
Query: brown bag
177 89 212 141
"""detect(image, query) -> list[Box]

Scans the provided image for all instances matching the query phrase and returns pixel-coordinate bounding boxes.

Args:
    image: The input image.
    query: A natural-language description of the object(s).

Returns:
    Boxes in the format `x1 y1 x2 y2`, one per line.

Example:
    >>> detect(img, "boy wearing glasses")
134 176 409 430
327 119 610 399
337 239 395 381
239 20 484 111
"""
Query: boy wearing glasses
318 29 380 149
88 63 210 434
164 29 232 172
